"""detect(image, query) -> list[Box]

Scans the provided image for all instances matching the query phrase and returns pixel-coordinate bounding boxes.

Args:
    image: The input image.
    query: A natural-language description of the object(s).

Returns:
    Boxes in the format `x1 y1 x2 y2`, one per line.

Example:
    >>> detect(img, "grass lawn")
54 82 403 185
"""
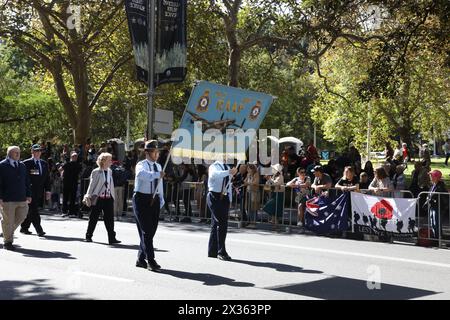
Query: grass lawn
321 157 450 190
373 157 450 189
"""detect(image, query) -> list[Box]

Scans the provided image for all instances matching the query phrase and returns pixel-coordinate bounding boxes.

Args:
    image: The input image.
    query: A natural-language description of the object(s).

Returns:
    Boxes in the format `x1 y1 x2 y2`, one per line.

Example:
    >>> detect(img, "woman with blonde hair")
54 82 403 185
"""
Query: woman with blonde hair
262 164 285 224
244 162 261 223
83 152 121 244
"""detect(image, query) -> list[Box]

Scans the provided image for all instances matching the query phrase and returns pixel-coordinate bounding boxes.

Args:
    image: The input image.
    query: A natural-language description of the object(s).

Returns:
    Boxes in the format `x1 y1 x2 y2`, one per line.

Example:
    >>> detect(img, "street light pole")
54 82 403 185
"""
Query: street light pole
146 0 156 141
125 102 131 151
367 101 371 162
313 124 316 148
433 125 438 157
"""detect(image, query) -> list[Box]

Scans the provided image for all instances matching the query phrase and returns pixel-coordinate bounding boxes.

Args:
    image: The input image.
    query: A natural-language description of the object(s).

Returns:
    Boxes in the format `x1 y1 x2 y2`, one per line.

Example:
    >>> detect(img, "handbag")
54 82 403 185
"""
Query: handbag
82 194 98 207
83 172 102 207
90 195 98 206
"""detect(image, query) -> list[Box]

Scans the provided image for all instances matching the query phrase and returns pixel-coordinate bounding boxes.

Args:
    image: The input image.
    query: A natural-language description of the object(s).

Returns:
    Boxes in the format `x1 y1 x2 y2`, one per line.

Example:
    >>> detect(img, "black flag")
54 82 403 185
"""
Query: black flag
125 0 149 83
125 0 187 86
155 0 187 87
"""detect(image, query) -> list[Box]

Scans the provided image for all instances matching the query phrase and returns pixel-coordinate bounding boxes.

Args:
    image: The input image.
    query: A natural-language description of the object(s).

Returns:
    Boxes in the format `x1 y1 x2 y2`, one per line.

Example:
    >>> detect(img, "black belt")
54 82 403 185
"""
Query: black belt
135 192 159 198
210 191 227 196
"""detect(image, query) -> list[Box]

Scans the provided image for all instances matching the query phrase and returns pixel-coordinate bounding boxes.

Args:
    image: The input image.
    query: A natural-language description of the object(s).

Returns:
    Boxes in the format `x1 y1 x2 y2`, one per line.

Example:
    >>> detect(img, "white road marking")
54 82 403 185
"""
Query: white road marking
74 271 134 283
152 230 450 270
77 223 450 269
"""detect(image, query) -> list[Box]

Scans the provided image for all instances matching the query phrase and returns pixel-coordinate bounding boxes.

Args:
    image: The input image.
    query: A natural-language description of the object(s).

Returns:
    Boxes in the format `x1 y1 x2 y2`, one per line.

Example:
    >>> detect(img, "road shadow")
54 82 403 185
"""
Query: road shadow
0 279 83 300
160 269 254 287
266 276 440 299
40 235 86 242
230 259 323 274
105 243 169 252
13 247 76 260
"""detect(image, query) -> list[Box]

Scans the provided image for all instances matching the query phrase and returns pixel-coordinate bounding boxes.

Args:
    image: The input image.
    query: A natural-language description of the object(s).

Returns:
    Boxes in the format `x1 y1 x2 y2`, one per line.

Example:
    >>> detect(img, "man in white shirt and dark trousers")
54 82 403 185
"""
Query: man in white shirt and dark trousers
207 158 238 261
133 140 165 272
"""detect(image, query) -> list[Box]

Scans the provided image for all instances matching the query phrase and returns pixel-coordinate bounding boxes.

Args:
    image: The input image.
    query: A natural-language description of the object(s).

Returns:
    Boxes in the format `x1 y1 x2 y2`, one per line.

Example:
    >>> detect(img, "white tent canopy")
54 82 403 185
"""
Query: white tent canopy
266 136 304 153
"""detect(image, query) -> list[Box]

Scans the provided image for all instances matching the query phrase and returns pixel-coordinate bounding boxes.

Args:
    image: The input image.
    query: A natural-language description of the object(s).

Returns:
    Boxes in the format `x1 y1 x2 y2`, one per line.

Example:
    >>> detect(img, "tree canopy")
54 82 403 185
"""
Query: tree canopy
0 0 448 156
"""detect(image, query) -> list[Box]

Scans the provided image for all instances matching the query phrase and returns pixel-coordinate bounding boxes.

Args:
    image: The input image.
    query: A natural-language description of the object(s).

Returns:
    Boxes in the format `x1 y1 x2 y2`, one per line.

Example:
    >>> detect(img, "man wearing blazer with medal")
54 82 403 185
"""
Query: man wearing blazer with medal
133 140 165 272
20 144 51 237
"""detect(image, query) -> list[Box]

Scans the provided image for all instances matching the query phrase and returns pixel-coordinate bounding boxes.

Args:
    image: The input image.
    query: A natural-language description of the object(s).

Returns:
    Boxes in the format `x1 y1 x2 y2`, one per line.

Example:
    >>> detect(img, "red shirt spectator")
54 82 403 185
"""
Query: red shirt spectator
307 141 318 160
402 143 408 160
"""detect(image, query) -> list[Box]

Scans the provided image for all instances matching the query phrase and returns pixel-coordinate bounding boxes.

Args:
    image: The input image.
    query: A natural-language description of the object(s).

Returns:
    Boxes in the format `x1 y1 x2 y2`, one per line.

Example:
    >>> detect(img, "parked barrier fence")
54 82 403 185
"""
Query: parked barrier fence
416 191 450 248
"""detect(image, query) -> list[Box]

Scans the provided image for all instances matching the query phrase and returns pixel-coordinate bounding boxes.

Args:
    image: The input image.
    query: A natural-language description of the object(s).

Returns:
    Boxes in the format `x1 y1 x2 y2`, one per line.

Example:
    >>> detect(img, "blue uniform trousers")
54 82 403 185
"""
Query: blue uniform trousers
133 192 160 261
207 192 230 256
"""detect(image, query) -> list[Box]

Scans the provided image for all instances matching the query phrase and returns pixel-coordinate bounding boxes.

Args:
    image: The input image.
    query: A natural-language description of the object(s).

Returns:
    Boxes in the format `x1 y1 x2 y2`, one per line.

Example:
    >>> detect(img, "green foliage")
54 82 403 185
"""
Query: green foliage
311 37 449 154
0 0 448 154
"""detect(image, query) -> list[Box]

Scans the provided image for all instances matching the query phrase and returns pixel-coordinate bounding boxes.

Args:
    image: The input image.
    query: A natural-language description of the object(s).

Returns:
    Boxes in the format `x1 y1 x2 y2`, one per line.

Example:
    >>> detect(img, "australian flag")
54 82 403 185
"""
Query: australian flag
305 192 350 234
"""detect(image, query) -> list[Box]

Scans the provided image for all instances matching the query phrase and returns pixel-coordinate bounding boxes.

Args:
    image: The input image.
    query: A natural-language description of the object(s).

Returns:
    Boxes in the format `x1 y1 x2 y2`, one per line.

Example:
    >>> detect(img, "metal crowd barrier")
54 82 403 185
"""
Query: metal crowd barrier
416 191 450 248
359 189 415 199
85 176 450 249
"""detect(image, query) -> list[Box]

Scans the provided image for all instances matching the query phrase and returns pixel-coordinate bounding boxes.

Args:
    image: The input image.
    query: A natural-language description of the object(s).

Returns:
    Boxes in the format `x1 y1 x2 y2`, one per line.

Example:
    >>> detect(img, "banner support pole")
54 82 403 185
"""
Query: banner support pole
146 0 156 140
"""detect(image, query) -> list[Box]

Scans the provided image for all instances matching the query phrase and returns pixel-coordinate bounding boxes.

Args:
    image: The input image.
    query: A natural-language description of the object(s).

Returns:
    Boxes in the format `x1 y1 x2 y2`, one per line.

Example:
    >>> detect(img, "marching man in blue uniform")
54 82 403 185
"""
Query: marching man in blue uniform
133 140 165 272
207 158 238 261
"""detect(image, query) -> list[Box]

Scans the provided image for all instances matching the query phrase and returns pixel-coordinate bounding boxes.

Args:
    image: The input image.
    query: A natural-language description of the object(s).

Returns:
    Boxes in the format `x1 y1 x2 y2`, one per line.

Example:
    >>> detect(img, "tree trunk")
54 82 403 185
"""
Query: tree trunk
70 42 91 145
74 110 91 145
228 46 241 87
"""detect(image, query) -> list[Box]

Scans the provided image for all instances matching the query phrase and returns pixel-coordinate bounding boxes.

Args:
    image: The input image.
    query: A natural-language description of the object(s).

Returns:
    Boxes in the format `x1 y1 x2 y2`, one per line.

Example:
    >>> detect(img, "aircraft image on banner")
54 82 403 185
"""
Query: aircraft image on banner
172 80 275 161
186 110 246 134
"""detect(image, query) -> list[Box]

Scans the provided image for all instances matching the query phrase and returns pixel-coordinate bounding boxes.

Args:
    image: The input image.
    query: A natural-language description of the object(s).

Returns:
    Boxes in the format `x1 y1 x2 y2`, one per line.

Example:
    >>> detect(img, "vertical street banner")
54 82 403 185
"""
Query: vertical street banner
125 0 149 83
125 0 187 85
155 0 187 86
305 192 350 234
351 192 417 238
171 81 274 161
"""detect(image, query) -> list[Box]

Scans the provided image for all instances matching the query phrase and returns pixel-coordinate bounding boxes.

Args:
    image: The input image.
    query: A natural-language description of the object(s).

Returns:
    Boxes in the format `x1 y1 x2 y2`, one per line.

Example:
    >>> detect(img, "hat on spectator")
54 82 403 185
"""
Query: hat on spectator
311 165 324 173
144 140 161 151
429 170 442 180
271 163 283 174
70 151 78 157
31 144 43 151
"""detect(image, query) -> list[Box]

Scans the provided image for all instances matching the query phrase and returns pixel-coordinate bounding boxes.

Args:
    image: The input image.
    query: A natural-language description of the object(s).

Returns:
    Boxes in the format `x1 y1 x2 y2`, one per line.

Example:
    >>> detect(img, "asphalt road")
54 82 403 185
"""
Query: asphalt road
1 212 450 300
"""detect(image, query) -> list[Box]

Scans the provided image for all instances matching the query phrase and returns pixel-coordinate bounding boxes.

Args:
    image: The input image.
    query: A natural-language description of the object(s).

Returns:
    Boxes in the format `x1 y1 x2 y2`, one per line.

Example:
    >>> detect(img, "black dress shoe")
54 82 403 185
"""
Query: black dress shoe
109 239 121 245
148 259 161 271
136 260 148 269
85 237 92 242
37 232 46 237
208 253 217 258
20 229 32 235
217 254 232 261
4 242 15 251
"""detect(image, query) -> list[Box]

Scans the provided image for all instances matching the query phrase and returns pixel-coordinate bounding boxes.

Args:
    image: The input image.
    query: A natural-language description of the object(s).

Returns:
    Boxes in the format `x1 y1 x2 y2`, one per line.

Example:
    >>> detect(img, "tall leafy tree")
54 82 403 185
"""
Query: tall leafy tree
0 0 132 144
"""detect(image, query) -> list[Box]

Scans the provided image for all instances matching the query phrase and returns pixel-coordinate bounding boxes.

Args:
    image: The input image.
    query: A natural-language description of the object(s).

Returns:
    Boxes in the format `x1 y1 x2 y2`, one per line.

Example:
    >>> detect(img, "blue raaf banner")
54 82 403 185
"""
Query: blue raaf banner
171 81 274 161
